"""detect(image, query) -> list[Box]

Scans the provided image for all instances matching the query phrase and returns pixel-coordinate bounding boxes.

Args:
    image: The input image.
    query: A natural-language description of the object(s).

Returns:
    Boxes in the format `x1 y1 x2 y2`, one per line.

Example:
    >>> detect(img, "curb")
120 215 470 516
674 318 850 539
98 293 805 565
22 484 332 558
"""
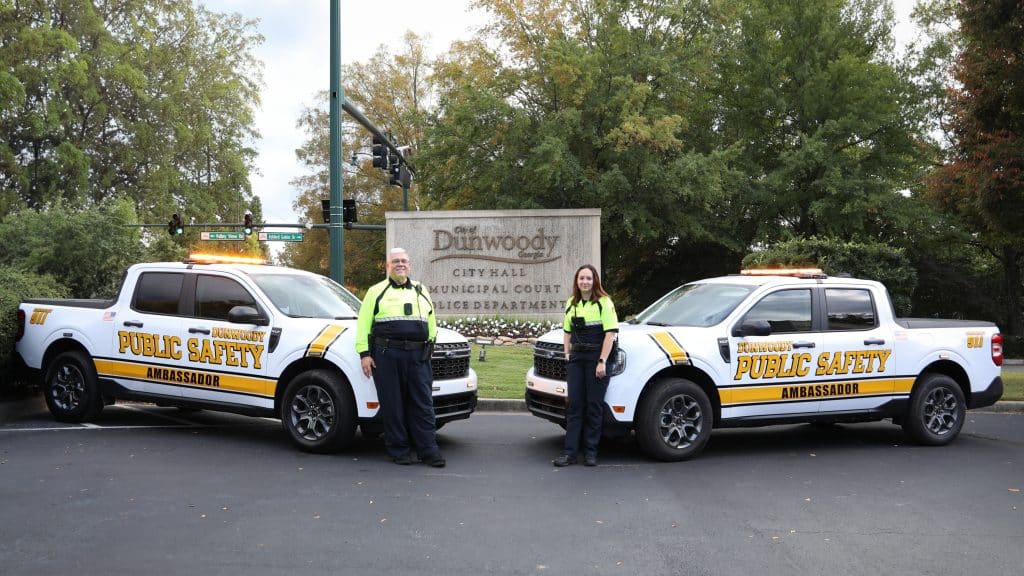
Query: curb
971 401 1024 414
475 398 527 412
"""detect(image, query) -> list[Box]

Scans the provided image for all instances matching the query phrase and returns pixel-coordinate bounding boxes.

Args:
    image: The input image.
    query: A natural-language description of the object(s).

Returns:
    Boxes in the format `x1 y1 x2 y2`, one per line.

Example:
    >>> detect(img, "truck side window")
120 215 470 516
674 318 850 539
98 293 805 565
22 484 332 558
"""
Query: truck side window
825 288 876 330
742 289 812 333
195 275 258 321
133 272 184 315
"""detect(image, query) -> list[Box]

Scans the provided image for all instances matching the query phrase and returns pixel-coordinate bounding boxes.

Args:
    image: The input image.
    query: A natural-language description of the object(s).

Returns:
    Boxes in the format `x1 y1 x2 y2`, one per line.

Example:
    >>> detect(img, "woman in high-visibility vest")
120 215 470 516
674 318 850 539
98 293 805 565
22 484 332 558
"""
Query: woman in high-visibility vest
553 264 618 467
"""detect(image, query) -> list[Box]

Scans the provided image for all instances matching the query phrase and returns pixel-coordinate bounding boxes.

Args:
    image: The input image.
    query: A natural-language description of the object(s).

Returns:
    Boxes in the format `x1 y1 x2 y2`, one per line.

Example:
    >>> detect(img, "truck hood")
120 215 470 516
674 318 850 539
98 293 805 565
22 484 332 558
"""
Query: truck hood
535 322 715 346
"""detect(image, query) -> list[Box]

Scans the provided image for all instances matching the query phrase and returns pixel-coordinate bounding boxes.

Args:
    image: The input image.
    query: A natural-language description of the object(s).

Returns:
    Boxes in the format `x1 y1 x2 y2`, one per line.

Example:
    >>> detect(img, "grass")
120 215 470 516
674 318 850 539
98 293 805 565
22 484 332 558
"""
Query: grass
1003 371 1024 401
470 344 534 399
467 344 1024 402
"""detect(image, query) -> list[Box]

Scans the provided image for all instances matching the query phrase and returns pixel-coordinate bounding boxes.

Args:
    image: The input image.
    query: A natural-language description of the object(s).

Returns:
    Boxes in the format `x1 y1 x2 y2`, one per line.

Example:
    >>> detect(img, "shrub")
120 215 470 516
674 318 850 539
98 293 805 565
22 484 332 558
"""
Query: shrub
438 317 562 340
743 237 917 315
0 266 69 391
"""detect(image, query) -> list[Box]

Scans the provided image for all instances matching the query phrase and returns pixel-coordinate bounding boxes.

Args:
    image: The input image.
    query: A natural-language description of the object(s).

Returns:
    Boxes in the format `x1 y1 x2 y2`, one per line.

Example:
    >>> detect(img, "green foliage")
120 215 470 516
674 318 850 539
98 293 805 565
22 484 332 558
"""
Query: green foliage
742 238 917 314
1003 336 1024 359
922 0 1024 334
415 0 930 316
0 0 264 239
0 199 145 298
0 265 68 390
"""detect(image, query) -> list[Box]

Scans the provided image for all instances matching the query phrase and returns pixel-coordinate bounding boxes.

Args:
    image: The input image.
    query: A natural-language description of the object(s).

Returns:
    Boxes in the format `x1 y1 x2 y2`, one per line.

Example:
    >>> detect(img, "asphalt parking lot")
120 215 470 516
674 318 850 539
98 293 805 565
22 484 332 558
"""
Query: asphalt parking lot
1 395 1022 576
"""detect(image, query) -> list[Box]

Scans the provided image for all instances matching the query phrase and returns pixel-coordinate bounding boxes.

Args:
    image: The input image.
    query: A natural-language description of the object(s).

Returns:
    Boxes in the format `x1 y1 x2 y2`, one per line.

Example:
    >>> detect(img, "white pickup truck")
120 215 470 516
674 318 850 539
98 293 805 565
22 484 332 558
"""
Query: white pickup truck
14 255 477 452
526 269 1004 461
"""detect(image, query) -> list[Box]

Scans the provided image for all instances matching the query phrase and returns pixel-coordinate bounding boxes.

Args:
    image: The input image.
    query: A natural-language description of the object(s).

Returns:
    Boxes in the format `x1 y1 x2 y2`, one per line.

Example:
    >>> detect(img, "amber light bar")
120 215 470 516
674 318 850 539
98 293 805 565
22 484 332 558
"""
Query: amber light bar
186 253 270 266
740 268 825 277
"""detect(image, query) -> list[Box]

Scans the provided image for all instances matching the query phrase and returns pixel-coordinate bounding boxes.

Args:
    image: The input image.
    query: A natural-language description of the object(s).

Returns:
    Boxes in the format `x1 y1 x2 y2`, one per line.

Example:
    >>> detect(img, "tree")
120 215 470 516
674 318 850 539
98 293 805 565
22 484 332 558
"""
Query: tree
924 0 1024 334
281 34 435 292
0 0 264 236
0 198 145 298
742 237 916 314
415 0 926 313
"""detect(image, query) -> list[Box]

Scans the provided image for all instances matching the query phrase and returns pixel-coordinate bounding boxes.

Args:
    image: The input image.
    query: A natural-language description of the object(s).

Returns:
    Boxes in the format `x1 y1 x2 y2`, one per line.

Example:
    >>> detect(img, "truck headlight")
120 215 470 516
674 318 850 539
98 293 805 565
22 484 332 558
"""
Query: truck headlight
609 348 626 377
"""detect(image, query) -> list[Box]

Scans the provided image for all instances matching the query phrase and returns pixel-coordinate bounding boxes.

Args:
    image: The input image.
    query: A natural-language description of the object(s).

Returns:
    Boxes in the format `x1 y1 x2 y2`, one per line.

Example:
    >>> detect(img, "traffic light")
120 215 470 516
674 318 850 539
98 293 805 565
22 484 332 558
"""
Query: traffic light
342 198 357 223
243 213 253 235
168 213 184 236
389 162 401 187
371 135 388 170
321 199 330 224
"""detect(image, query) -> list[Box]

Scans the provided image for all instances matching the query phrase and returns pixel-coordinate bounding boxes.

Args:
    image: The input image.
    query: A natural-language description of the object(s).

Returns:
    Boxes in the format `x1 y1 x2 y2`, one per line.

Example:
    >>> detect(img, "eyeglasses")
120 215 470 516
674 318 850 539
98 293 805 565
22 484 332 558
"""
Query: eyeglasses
390 258 409 264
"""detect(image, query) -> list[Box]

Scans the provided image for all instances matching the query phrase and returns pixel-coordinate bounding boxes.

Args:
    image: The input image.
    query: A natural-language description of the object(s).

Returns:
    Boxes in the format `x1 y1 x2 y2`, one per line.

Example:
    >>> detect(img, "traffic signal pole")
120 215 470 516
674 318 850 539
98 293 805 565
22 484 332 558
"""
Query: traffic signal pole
329 0 344 285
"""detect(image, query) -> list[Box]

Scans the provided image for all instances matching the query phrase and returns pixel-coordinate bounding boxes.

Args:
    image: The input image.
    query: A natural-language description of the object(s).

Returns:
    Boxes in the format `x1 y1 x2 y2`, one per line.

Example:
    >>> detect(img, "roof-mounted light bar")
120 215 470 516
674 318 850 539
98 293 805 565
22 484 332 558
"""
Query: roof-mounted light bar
740 268 826 279
185 253 270 266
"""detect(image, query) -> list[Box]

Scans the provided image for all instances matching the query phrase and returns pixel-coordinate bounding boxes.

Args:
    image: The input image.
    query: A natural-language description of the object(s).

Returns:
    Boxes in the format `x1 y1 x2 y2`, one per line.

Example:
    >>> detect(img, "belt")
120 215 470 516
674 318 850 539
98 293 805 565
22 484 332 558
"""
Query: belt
572 343 600 352
374 337 427 351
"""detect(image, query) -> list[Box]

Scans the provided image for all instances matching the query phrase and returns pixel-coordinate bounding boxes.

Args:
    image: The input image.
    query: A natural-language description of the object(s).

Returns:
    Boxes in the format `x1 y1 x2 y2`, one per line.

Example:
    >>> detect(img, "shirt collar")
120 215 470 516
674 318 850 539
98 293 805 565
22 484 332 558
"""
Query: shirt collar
389 277 412 289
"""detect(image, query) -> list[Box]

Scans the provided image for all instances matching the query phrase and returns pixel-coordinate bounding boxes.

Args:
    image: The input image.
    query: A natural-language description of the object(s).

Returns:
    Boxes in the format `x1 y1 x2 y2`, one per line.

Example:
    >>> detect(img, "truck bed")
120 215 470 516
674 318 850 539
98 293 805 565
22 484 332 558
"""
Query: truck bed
895 318 997 329
23 298 115 309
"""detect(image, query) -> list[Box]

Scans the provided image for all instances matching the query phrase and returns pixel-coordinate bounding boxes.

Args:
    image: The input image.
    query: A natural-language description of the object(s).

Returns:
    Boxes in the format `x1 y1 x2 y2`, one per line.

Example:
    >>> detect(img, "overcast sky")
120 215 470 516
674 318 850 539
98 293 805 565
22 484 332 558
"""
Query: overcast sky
199 0 919 233
199 0 487 232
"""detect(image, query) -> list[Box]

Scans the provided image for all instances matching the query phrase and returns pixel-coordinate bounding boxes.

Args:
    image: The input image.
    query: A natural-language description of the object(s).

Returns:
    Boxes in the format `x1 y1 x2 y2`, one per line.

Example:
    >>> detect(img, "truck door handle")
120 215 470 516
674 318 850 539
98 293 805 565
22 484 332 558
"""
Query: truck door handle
123 321 143 328
793 341 816 349
189 327 211 335
864 338 886 345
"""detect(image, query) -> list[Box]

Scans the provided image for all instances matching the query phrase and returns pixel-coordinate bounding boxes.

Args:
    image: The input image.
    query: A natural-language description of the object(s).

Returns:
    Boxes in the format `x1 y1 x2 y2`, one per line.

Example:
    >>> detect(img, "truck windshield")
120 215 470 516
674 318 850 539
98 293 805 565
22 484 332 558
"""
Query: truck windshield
250 273 359 319
633 283 754 327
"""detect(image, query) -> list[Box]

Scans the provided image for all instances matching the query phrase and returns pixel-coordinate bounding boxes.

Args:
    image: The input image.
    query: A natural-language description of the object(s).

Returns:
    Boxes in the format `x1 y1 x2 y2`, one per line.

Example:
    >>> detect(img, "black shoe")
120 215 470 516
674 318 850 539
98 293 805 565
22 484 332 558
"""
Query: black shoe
392 453 413 465
583 453 598 467
423 452 446 468
552 455 576 467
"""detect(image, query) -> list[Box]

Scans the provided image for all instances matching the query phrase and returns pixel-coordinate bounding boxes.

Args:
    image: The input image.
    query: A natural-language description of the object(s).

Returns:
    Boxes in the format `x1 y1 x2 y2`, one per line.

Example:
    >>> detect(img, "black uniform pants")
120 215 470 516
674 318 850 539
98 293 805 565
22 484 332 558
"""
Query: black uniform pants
563 349 609 458
372 346 438 458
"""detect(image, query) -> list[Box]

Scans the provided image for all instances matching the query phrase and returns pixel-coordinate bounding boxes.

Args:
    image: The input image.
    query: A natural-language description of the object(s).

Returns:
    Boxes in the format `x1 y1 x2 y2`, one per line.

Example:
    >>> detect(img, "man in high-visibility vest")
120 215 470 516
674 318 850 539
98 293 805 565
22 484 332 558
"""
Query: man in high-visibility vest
356 247 444 467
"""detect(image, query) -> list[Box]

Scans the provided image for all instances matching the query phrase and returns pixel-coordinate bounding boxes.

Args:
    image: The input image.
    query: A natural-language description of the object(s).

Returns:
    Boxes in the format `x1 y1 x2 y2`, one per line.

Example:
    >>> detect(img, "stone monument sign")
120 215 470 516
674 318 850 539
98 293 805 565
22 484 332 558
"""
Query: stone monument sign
386 209 601 319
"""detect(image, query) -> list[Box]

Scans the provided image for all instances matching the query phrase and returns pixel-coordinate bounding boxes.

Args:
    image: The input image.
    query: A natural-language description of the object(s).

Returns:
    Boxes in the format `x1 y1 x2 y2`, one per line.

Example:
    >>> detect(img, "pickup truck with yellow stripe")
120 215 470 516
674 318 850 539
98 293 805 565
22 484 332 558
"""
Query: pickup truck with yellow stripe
526 269 1004 461
14 255 477 453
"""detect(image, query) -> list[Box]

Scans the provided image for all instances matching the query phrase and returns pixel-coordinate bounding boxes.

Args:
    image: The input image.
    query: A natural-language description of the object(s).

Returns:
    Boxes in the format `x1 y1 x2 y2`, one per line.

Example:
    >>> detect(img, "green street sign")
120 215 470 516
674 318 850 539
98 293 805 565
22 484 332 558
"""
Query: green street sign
259 232 304 242
201 231 245 241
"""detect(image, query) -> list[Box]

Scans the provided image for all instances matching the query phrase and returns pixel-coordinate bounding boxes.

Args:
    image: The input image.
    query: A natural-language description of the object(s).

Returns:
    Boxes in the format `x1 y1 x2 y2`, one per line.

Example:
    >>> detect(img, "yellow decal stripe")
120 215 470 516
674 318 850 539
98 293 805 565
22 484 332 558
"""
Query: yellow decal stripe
306 324 347 358
649 332 690 365
721 377 914 406
94 359 275 397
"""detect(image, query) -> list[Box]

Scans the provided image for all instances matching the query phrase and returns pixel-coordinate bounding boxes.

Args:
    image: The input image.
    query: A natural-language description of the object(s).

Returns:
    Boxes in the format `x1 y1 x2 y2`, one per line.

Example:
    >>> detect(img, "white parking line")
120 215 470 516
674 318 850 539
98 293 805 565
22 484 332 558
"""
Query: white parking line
117 404 200 425
0 424 212 432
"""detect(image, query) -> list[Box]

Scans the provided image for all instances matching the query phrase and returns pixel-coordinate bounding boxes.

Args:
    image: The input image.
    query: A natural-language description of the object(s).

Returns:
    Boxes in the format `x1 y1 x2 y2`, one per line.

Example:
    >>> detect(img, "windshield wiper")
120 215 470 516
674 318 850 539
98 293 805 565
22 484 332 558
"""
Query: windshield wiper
644 321 674 326
333 315 358 320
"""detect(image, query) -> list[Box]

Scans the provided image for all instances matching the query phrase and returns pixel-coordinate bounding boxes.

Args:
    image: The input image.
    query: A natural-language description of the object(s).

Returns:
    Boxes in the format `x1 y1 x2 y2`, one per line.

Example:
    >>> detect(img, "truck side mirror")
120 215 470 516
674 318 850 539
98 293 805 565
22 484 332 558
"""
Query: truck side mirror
731 319 771 337
228 305 269 326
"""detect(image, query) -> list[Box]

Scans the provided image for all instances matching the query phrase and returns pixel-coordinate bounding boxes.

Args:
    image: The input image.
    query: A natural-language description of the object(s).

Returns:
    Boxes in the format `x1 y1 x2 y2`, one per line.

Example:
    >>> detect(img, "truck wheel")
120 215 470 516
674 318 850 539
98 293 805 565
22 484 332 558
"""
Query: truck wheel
636 378 713 461
44 351 103 423
280 370 356 453
902 374 965 446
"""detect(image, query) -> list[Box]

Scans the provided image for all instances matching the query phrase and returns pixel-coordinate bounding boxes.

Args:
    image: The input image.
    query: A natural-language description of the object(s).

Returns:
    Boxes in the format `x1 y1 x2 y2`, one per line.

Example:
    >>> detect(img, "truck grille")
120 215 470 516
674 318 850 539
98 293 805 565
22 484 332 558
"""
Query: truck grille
434 390 477 422
526 389 567 422
432 342 470 380
533 341 567 381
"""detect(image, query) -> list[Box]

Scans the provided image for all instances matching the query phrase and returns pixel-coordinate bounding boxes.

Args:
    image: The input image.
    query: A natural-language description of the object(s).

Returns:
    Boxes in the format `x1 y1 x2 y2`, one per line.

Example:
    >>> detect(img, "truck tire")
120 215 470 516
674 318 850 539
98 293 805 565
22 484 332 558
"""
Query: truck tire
44 350 103 423
281 370 356 453
902 373 965 446
636 377 713 461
